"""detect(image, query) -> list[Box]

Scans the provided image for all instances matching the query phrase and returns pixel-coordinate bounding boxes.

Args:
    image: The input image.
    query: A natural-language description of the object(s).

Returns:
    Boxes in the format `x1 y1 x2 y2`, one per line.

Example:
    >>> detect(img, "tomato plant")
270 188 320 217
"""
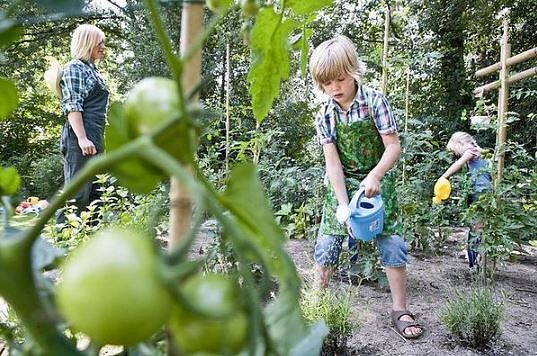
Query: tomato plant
169 274 248 353
56 228 173 346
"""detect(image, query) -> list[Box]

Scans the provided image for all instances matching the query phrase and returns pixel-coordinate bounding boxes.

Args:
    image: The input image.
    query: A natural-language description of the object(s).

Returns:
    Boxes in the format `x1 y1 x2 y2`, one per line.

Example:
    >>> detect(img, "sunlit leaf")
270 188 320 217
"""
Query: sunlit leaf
247 8 293 122
0 78 19 119
0 166 20 196
285 0 332 15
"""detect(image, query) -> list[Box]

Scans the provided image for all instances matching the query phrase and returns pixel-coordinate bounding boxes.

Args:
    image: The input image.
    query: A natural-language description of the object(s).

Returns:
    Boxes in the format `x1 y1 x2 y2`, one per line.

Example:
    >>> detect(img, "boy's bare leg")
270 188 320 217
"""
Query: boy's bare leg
316 265 335 288
386 267 422 337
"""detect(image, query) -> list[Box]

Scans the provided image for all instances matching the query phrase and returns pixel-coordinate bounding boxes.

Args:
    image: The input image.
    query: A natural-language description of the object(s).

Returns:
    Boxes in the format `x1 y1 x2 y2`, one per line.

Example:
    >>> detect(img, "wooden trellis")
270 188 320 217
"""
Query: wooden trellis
473 17 537 187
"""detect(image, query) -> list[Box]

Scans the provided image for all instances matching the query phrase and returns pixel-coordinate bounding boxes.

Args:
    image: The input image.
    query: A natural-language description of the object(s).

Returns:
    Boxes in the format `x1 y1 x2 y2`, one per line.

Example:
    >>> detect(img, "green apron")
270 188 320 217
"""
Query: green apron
320 98 399 237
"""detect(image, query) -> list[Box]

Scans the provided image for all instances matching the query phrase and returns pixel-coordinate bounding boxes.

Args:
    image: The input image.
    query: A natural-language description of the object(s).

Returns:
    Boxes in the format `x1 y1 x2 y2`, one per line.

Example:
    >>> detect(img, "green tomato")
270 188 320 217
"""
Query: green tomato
169 274 248 353
124 76 194 164
56 228 172 346
124 77 180 137
240 0 259 17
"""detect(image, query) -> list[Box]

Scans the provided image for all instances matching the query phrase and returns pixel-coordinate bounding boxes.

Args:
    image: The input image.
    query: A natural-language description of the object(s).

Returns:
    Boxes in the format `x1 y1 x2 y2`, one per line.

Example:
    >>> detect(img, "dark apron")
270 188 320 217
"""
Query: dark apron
320 97 399 238
59 64 108 220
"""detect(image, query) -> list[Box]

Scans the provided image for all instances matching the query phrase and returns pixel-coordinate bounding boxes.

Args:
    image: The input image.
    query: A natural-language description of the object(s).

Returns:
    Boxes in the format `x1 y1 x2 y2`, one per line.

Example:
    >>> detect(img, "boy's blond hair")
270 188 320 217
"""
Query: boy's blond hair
309 35 366 91
447 131 480 156
70 24 105 62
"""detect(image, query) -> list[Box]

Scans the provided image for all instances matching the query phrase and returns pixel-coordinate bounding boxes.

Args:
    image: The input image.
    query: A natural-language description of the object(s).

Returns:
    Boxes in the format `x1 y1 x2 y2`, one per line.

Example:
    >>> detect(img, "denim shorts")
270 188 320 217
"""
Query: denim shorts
314 233 407 268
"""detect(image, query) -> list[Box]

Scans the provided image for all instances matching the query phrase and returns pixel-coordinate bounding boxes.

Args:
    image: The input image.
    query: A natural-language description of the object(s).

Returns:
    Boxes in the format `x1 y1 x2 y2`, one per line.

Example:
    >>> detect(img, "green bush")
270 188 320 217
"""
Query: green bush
301 288 354 354
440 287 505 348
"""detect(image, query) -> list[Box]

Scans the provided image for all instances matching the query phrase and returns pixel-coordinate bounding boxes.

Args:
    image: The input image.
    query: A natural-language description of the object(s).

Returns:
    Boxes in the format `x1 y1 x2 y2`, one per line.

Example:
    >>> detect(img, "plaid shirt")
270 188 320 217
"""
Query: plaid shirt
60 59 106 115
315 85 398 145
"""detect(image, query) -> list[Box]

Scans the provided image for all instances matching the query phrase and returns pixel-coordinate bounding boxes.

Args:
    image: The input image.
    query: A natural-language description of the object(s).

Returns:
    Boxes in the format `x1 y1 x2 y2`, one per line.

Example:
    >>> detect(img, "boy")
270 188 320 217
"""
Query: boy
309 35 422 339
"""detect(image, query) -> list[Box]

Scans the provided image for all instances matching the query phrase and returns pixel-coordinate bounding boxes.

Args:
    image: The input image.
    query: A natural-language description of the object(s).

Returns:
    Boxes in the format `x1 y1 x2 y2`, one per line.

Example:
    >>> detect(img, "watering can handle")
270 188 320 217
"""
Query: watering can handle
349 188 366 210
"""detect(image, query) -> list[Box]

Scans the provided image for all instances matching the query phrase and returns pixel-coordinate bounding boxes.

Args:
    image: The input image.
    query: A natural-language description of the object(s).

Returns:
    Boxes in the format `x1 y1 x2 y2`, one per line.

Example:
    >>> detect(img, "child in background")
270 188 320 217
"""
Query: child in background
439 131 492 268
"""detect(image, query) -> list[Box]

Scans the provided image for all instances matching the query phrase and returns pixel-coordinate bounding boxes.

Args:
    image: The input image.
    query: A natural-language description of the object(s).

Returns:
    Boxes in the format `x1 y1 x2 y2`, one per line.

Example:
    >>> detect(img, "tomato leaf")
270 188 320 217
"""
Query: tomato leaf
220 163 299 285
0 78 19 120
285 0 333 15
290 320 329 356
264 291 328 355
0 166 20 196
31 236 64 271
247 7 293 122
0 14 23 49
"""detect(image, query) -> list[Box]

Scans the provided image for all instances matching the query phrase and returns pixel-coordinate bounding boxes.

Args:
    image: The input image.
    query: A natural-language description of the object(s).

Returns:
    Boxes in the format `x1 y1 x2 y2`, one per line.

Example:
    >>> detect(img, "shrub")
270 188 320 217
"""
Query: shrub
440 287 505 348
301 288 354 355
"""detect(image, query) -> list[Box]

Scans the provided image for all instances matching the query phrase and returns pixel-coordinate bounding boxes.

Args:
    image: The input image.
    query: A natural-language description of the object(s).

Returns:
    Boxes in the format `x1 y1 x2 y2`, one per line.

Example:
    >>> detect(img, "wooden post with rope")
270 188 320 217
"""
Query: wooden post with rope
168 1 203 250
473 15 537 188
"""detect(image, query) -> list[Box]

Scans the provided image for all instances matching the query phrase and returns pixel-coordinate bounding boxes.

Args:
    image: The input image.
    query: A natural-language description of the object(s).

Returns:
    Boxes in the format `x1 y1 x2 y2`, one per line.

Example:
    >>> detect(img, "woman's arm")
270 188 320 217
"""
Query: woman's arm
361 132 401 197
441 150 474 179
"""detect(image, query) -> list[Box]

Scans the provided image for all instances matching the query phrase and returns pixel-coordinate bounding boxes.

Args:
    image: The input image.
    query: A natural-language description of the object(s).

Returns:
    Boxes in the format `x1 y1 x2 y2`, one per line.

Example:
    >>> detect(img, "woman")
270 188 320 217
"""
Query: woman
57 24 108 223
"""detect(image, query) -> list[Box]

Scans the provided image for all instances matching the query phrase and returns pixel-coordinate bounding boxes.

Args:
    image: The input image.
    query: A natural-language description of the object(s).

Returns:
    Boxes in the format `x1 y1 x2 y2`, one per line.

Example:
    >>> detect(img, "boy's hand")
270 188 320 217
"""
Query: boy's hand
360 173 381 197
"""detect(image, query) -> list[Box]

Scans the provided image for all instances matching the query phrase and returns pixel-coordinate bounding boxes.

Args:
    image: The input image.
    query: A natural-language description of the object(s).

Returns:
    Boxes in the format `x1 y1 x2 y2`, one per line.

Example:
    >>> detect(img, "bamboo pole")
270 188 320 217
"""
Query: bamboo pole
168 1 203 250
473 66 537 96
402 69 410 183
381 6 390 94
475 47 537 77
494 18 510 188
225 42 230 174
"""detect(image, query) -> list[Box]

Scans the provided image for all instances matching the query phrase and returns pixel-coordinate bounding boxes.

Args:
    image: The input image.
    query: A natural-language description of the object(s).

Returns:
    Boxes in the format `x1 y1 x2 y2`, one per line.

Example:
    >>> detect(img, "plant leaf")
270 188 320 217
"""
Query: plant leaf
0 78 19 119
0 13 23 48
0 166 20 196
220 163 299 285
247 8 293 122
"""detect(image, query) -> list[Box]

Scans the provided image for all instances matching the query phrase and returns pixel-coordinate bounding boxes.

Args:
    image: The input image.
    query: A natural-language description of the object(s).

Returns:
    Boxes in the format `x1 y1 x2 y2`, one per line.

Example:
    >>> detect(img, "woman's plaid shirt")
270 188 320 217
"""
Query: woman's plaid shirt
60 59 106 115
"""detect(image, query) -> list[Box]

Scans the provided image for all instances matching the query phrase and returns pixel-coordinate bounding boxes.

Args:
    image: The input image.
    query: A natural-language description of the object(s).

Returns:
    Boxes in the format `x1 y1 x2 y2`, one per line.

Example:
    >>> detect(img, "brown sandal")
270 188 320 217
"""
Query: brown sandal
391 310 423 339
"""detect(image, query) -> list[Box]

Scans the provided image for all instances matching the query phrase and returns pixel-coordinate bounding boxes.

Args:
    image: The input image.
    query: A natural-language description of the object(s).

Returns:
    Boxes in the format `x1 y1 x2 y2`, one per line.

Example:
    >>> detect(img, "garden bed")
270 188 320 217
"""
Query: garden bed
284 236 537 355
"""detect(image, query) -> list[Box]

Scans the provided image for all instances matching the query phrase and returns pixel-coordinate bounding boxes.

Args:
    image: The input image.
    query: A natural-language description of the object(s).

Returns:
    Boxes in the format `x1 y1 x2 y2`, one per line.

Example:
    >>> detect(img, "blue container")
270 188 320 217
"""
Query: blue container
348 189 384 242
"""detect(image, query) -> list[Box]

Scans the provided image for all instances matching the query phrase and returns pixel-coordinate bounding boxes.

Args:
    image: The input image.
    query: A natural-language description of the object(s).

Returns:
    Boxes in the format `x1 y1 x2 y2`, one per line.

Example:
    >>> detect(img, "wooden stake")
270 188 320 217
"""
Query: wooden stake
494 18 510 189
225 42 230 174
168 1 203 250
381 6 390 94
402 69 410 183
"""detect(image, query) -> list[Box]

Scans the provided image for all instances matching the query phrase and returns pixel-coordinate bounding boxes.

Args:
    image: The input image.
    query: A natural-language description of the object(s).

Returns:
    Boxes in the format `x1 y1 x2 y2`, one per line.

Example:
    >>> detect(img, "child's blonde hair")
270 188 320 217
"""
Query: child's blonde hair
446 131 480 156
70 24 105 62
309 35 366 91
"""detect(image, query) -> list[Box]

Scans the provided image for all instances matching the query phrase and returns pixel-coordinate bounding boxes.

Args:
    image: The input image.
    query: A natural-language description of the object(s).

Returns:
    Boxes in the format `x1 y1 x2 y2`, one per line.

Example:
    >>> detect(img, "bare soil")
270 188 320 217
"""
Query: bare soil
285 231 537 356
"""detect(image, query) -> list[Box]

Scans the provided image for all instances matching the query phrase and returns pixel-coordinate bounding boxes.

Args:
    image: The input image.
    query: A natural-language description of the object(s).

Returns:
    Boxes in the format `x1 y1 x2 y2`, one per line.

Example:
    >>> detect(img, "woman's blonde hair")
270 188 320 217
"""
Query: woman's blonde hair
446 131 480 156
70 24 105 62
309 35 366 91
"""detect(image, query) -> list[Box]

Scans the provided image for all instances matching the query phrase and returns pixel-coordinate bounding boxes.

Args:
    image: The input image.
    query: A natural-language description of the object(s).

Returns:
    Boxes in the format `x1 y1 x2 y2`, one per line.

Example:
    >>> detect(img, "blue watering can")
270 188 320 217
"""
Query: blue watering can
348 188 384 242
